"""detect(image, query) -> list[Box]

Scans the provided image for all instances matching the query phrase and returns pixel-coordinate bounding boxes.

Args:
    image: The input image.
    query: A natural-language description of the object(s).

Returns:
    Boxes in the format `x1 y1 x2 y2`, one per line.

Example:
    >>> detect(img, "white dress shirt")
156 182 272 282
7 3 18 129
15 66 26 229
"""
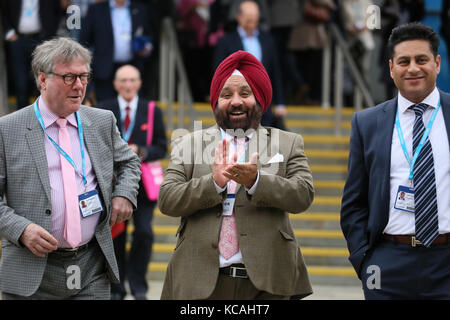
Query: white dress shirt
110 0 133 63
215 128 259 267
18 0 41 34
384 87 450 235
118 95 138 126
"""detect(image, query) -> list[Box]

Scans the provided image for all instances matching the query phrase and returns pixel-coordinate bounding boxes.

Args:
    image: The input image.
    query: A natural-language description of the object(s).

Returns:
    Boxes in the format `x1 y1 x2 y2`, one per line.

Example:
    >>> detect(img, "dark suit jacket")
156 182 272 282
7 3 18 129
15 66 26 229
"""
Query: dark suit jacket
79 1 152 80
96 97 167 201
1 0 60 39
340 90 450 279
213 29 285 106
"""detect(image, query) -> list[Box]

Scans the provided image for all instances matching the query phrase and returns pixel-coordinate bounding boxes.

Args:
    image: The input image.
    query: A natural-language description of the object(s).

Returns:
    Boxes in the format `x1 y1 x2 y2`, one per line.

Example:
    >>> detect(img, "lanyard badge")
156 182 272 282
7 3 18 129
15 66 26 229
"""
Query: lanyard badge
395 97 440 184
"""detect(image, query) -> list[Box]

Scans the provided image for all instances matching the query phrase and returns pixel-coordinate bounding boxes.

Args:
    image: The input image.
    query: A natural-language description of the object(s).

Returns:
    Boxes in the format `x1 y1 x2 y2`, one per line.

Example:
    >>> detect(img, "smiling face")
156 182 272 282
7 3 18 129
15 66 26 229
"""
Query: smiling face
39 58 88 118
389 40 440 103
215 74 262 131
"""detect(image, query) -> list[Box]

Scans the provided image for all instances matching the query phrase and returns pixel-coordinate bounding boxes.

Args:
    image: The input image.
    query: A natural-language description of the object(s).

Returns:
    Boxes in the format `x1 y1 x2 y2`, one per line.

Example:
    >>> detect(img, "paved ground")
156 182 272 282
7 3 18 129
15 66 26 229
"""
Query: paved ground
131 281 364 300
1 281 364 300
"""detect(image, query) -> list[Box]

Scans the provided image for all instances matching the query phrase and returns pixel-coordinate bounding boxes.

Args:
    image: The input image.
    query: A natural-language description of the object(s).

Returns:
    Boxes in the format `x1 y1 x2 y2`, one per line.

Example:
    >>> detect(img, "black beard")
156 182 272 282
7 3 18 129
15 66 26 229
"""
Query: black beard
214 102 262 131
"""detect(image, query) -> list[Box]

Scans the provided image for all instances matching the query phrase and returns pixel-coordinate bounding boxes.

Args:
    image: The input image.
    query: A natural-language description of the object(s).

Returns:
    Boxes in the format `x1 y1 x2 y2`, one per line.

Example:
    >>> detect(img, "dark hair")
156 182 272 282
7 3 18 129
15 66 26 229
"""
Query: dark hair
388 22 440 59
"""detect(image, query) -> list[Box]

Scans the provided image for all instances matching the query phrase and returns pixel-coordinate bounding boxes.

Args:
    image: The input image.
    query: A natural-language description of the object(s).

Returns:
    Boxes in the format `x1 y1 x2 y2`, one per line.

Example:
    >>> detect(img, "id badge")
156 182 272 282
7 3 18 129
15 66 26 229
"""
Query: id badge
394 185 415 214
223 194 236 216
79 190 103 218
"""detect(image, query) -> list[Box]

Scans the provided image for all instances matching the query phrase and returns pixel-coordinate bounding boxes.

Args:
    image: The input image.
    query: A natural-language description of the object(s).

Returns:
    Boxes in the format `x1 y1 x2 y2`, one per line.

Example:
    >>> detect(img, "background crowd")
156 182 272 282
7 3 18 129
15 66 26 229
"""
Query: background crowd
3 0 450 114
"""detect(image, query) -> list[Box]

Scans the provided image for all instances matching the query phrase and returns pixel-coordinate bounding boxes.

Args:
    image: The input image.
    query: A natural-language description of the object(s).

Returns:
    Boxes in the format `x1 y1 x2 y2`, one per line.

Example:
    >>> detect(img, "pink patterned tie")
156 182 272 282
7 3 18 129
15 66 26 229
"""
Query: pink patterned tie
219 137 246 259
56 118 81 248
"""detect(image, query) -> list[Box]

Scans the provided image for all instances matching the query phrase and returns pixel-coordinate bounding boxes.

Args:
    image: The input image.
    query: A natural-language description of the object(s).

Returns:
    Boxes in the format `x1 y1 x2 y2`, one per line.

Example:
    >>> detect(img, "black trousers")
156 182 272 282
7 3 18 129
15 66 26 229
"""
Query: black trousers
361 240 450 299
111 192 155 298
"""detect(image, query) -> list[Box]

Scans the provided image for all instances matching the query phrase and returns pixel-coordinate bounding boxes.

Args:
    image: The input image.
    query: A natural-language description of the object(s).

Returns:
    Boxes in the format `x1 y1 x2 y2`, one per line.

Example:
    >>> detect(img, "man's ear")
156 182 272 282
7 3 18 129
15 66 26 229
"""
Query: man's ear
389 59 394 80
38 72 47 91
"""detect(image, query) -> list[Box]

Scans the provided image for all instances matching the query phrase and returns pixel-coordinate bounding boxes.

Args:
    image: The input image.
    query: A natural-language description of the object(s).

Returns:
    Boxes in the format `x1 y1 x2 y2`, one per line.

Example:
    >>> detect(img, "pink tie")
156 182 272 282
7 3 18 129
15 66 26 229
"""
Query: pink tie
56 118 81 248
219 137 246 259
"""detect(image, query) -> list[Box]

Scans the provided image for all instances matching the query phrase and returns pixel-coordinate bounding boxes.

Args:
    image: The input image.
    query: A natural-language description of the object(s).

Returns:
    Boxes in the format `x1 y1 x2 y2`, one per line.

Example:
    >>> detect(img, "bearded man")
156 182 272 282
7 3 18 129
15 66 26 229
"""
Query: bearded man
158 50 314 300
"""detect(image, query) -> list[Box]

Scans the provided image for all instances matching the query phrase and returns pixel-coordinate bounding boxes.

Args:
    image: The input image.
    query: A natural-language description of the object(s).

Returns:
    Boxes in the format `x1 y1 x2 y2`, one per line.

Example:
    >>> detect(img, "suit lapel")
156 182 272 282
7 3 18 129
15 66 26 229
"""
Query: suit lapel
79 110 107 199
110 99 122 135
234 31 245 51
439 90 450 147
25 107 51 202
204 124 221 172
377 98 397 221
132 99 148 142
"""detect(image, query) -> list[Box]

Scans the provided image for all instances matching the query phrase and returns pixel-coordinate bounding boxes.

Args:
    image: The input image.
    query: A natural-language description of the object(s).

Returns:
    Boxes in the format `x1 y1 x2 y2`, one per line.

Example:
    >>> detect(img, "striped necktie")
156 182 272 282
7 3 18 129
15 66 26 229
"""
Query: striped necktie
411 103 439 247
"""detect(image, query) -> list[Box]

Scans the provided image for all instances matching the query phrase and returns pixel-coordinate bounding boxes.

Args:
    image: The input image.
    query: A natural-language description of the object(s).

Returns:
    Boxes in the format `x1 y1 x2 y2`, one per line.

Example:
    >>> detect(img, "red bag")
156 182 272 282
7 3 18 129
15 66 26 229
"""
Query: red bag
111 221 125 238
141 101 164 201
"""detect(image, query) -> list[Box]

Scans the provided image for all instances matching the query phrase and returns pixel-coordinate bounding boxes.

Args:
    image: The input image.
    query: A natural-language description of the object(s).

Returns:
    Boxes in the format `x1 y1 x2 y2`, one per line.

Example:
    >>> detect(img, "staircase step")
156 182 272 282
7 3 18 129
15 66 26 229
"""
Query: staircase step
140 225 345 239
147 262 356 277
148 243 348 257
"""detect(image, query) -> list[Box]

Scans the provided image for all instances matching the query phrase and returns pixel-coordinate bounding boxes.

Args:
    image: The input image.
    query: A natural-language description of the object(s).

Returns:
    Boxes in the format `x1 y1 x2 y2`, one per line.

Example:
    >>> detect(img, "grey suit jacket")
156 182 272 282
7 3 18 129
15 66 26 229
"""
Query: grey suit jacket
0 105 141 296
159 125 314 299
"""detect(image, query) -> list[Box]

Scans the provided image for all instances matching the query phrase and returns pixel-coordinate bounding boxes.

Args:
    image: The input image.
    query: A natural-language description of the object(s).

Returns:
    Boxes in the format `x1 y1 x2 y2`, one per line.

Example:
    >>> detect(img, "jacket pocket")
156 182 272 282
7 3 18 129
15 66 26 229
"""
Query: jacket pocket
174 235 185 251
176 218 187 237
279 229 295 241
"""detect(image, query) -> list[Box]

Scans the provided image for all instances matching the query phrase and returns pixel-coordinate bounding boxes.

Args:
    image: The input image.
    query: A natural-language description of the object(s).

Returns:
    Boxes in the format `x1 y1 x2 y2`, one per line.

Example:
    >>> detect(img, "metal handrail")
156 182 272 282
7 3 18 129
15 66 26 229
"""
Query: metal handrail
159 17 194 132
321 22 375 135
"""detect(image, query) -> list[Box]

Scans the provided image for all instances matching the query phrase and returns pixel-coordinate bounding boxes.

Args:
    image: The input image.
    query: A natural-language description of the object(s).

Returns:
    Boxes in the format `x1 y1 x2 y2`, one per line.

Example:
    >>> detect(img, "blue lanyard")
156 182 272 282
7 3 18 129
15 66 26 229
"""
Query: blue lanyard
121 109 136 143
395 97 440 182
33 100 88 187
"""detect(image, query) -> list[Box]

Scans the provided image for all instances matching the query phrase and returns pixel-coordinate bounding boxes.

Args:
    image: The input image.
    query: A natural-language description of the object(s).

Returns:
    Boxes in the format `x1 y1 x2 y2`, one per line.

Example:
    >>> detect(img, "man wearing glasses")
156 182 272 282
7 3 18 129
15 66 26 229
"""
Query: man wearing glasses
0 37 141 299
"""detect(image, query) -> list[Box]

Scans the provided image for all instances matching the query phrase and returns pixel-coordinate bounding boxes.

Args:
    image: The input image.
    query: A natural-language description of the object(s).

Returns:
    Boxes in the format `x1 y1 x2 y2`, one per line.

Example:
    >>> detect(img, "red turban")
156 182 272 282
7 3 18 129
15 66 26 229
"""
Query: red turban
210 50 272 113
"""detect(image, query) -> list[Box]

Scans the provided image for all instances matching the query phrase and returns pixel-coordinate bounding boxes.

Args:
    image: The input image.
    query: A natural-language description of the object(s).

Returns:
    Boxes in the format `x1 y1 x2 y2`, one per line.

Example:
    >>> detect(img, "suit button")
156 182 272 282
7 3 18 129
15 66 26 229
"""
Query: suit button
45 209 51 215
211 242 218 249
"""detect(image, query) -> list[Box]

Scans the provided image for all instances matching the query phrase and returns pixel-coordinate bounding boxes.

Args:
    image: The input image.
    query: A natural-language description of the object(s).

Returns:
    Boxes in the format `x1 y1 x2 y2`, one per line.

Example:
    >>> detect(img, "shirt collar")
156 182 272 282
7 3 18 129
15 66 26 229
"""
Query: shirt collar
109 0 130 10
398 86 439 114
237 26 259 39
38 96 78 129
219 127 255 141
118 95 138 116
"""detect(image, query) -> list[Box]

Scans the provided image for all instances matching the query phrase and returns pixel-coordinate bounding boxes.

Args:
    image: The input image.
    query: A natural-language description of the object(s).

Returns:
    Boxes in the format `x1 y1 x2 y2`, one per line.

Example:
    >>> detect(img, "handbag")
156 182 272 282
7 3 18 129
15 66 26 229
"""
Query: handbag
140 101 164 202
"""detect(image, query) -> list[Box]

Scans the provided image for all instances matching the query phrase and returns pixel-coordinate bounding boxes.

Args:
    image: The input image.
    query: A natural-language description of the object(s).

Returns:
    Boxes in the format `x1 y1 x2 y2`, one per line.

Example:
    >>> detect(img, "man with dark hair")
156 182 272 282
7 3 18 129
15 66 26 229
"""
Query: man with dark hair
341 22 450 299
387 22 440 59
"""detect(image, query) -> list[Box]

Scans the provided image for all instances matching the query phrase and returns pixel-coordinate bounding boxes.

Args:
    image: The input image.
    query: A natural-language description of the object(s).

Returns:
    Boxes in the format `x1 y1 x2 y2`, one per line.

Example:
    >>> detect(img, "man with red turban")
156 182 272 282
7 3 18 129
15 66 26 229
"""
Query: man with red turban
158 51 314 300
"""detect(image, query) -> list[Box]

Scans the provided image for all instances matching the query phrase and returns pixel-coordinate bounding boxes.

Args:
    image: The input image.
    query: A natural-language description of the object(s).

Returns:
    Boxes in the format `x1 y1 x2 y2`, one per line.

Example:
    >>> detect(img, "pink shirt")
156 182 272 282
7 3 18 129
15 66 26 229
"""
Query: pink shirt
38 97 100 248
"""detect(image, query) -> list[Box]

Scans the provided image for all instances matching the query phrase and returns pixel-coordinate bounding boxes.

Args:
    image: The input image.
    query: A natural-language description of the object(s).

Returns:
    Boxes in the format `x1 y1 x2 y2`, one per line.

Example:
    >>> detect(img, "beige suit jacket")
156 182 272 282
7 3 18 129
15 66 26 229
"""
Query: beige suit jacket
159 125 314 299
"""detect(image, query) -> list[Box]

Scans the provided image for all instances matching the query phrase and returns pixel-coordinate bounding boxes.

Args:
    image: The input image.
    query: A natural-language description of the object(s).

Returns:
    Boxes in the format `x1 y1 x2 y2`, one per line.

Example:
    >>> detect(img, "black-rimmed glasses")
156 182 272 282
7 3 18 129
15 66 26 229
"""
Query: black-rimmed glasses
49 72 92 85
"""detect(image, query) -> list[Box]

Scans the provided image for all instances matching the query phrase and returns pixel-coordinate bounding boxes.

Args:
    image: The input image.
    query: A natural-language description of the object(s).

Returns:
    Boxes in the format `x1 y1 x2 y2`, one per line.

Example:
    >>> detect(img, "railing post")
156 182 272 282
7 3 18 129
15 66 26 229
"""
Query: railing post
159 20 169 104
158 17 194 132
321 31 331 109
334 45 343 136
